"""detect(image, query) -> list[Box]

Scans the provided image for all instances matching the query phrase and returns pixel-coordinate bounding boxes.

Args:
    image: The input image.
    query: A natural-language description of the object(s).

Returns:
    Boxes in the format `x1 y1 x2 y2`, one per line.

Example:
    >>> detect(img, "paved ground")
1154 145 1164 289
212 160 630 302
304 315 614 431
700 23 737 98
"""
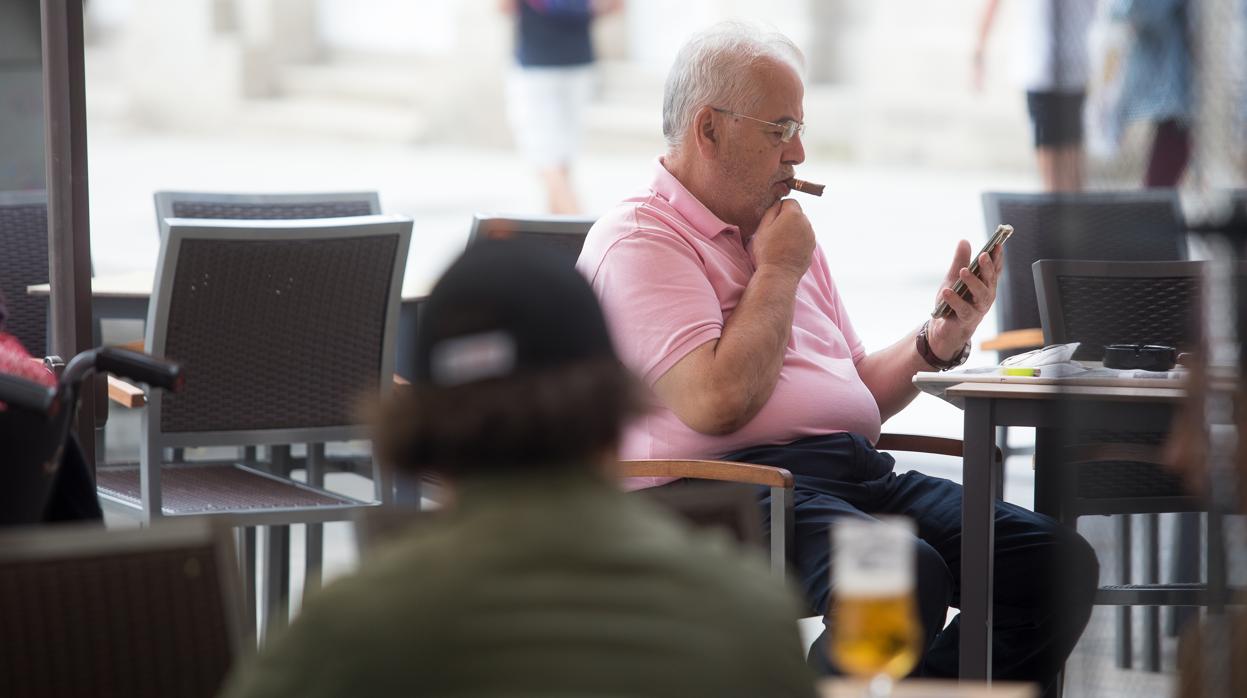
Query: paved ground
90 127 1181 696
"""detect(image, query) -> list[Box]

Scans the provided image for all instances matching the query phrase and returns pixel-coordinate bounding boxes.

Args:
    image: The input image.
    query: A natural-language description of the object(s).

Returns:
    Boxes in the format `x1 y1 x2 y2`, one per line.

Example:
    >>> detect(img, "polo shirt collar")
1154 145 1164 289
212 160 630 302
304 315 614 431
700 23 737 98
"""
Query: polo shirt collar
650 158 739 239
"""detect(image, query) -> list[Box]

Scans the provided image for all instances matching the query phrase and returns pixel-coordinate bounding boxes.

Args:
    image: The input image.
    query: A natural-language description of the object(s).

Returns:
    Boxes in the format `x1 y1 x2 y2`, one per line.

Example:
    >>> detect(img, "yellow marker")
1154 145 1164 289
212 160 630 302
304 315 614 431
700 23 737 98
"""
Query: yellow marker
1002 367 1038 377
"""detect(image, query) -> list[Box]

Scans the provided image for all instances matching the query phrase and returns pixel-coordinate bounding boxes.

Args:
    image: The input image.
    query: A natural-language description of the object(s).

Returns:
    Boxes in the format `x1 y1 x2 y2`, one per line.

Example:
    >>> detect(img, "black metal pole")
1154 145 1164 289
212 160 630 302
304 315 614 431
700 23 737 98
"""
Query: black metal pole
40 0 95 468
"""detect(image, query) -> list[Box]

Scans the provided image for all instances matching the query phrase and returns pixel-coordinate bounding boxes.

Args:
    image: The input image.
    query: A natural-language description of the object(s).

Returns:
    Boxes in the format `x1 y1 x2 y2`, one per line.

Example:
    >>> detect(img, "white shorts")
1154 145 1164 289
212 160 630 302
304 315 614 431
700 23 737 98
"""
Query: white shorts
506 64 595 168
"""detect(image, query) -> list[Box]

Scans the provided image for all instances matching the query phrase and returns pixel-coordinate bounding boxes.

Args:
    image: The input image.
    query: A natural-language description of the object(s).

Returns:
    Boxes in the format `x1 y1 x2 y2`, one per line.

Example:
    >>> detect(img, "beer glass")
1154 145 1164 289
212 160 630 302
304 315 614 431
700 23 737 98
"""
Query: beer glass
829 516 922 697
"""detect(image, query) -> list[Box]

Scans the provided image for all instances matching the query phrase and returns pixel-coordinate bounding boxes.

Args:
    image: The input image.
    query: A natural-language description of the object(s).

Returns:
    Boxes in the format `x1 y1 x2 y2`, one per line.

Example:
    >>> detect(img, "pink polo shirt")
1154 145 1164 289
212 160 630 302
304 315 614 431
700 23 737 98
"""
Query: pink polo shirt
577 159 881 487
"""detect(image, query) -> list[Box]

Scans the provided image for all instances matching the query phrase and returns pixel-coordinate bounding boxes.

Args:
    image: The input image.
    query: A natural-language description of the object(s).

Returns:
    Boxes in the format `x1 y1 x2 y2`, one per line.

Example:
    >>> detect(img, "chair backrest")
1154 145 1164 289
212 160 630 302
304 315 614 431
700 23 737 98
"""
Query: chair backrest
146 215 412 448
0 522 245 698
153 191 382 236
466 214 595 265
0 190 49 356
982 191 1188 353
1032 259 1204 361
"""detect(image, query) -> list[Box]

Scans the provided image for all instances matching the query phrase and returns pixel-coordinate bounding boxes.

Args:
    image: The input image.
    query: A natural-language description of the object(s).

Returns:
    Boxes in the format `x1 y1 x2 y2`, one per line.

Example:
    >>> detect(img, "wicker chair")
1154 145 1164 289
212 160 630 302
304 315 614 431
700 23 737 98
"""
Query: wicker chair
149 190 384 603
0 522 246 698
980 190 1188 359
95 214 412 642
466 213 595 264
1033 258 1207 671
0 190 51 357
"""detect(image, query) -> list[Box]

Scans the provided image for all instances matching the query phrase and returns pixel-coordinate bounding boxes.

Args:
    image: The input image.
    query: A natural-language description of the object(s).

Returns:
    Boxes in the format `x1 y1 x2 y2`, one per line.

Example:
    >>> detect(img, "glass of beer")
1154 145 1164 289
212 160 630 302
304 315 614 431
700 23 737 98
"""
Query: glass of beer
829 516 922 697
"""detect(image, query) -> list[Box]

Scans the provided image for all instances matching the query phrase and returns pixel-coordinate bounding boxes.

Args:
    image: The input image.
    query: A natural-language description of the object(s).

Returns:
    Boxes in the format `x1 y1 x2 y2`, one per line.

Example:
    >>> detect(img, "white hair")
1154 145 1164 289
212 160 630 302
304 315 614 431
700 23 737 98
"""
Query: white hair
662 21 806 151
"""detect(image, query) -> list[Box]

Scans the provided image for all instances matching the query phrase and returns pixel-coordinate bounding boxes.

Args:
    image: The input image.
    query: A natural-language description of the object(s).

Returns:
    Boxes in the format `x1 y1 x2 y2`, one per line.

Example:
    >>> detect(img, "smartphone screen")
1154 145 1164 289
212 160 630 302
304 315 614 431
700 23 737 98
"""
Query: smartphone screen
931 224 1013 319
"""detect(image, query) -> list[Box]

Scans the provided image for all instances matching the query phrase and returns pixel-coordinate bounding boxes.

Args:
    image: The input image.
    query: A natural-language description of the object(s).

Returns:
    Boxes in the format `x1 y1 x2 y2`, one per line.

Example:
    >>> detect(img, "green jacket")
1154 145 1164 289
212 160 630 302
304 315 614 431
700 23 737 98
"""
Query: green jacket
222 472 816 697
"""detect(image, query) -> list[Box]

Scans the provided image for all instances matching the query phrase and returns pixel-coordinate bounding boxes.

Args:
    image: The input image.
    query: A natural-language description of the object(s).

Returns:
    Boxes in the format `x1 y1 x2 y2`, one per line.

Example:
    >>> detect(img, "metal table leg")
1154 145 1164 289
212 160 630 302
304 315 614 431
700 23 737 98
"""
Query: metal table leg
960 396 998 681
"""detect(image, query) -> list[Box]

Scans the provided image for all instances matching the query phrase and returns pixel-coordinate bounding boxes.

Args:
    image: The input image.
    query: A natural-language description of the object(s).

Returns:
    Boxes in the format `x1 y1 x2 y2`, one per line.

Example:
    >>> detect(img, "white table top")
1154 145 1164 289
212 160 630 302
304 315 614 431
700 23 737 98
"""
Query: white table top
28 269 435 302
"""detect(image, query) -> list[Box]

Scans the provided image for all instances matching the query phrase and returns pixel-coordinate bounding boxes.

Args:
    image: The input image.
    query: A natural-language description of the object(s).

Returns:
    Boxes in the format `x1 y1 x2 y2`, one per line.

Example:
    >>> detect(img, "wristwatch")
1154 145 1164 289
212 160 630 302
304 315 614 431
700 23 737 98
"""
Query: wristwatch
915 320 970 371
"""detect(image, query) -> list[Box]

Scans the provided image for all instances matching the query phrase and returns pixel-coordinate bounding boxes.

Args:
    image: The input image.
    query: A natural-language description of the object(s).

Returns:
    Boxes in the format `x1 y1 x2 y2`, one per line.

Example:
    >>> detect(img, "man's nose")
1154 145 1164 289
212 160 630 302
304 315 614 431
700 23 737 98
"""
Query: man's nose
783 132 805 166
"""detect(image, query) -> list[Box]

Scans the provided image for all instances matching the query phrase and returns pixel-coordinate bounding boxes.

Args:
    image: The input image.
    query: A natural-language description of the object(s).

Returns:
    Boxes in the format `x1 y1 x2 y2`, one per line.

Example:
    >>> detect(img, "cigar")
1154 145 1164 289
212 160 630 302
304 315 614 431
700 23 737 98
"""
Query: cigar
787 178 825 197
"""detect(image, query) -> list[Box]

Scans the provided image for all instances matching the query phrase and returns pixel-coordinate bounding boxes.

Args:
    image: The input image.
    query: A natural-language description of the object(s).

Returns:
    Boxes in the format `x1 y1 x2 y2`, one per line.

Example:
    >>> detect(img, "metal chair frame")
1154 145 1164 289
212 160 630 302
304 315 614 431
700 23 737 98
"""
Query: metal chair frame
148 191 385 610
154 190 382 236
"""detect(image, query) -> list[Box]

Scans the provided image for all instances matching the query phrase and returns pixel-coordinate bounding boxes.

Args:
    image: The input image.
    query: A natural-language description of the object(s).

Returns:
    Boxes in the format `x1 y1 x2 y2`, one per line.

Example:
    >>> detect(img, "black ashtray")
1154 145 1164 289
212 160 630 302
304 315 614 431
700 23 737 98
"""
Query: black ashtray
1102 344 1177 371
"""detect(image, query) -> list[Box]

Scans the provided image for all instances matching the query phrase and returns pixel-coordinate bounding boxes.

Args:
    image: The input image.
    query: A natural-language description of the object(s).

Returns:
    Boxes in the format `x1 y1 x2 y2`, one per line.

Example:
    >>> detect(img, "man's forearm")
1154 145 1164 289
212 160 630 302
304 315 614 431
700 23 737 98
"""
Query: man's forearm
856 328 933 422
708 265 802 424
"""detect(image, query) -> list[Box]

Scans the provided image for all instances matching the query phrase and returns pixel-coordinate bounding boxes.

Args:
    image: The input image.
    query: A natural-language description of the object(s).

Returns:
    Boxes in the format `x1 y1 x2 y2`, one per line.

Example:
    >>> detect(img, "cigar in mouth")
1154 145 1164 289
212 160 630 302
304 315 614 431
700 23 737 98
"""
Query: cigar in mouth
787 178 825 197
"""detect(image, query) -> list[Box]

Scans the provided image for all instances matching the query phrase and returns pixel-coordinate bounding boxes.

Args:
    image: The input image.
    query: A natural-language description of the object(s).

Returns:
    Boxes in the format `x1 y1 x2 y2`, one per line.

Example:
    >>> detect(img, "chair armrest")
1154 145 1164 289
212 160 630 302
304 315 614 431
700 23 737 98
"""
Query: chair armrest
107 375 146 408
979 327 1044 352
617 459 793 489
877 432 1003 464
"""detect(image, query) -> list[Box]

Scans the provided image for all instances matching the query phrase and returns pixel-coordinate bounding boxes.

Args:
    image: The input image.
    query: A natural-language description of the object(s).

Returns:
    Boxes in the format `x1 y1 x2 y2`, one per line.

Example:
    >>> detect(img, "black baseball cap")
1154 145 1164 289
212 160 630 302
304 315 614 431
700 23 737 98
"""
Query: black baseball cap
413 240 617 387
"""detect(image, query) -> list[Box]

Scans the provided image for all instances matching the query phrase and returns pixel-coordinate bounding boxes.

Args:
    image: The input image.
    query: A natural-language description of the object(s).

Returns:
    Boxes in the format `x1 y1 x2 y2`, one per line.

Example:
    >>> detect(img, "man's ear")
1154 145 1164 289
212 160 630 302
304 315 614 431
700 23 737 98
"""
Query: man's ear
691 105 720 159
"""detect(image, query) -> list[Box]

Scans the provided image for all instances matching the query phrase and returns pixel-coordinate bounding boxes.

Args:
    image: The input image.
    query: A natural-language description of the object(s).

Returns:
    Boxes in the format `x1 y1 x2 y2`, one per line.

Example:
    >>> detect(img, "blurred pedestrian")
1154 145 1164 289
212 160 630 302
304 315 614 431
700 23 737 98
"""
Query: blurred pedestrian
974 0 1096 191
1110 0 1193 188
221 241 816 698
501 0 621 214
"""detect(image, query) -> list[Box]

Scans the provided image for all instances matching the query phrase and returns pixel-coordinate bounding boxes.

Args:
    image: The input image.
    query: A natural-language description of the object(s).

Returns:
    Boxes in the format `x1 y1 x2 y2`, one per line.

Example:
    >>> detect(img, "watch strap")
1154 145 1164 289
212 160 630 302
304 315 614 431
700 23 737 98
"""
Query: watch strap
916 321 970 371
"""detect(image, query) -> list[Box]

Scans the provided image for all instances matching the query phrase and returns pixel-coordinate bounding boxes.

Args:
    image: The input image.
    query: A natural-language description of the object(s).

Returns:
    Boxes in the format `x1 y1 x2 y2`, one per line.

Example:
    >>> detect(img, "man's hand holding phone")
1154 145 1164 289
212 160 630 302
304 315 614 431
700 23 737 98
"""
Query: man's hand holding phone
926 225 1010 361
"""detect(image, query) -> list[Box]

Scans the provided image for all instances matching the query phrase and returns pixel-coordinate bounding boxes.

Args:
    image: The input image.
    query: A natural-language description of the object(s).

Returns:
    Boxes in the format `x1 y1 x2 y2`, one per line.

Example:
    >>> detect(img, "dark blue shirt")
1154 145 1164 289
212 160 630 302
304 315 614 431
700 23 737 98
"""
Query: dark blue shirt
516 0 594 67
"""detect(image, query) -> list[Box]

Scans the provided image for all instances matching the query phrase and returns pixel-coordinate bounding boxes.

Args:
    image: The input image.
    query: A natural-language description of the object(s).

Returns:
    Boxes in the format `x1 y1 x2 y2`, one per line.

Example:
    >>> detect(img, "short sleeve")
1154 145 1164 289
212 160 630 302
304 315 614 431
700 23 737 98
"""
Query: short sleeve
590 229 724 384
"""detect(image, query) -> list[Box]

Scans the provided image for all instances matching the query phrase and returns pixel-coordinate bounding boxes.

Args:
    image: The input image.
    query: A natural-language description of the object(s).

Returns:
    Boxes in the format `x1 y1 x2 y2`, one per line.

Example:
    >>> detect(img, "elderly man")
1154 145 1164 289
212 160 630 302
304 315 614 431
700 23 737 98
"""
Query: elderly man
577 22 1098 694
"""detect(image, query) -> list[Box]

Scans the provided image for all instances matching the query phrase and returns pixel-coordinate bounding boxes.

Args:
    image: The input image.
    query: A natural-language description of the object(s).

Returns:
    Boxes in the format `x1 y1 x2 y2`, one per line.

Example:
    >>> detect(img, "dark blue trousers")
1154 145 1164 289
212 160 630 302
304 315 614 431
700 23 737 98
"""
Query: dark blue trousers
724 433 1099 695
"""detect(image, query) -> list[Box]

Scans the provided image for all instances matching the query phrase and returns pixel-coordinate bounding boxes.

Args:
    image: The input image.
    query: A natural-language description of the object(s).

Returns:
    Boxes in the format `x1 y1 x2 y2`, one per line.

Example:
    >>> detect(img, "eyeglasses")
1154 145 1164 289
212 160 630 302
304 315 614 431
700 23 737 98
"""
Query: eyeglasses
712 107 804 143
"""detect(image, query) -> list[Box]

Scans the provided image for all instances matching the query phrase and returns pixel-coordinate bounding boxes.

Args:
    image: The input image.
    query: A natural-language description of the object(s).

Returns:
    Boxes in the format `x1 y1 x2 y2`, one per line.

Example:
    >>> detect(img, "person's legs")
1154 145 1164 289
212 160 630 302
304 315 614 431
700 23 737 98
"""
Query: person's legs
506 66 585 214
1145 119 1192 188
875 470 1100 694
540 164 580 214
1036 144 1085 192
1028 90 1085 192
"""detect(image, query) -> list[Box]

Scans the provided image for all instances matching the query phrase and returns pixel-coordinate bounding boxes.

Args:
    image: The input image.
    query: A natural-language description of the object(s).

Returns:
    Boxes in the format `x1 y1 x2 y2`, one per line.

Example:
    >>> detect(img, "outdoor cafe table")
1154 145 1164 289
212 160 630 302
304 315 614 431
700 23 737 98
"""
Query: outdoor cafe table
935 378 1186 681
29 270 435 379
819 678 1035 697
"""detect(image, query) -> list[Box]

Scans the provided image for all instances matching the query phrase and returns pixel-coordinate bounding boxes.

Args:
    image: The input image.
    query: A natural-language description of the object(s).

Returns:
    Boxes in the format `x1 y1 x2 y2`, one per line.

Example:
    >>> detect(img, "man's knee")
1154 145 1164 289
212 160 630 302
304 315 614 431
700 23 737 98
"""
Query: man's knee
1059 525 1100 606
1015 514 1101 614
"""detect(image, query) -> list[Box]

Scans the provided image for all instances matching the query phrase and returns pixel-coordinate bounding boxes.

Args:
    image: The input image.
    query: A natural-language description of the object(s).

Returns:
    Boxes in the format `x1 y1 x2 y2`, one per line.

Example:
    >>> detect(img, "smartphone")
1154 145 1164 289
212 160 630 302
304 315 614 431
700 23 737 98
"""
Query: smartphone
931 223 1013 319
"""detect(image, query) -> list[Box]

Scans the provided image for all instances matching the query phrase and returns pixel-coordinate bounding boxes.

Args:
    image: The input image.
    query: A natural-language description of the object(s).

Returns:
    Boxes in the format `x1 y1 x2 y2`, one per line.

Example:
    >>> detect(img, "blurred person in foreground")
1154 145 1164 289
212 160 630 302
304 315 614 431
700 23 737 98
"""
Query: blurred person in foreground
220 241 816 698
576 22 1099 696
501 0 622 214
